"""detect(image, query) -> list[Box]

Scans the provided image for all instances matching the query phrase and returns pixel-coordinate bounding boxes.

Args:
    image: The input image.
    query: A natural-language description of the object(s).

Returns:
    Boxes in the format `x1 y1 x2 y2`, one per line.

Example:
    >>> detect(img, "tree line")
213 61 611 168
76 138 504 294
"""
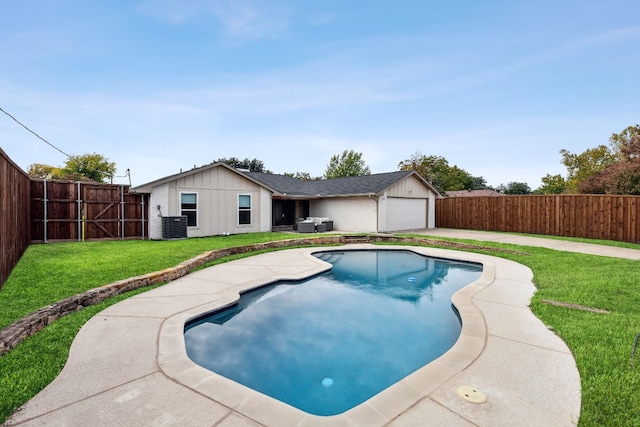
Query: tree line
27 122 638 196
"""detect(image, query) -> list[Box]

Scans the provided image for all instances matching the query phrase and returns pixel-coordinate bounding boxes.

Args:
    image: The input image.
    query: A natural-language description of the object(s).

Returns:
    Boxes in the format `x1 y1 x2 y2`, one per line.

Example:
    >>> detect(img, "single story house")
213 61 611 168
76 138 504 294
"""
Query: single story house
131 162 440 239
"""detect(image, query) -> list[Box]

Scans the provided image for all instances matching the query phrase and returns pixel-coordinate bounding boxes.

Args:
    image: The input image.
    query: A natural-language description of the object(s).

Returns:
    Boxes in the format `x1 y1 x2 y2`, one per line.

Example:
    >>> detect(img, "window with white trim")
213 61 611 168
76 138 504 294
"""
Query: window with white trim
180 192 197 227
238 194 251 225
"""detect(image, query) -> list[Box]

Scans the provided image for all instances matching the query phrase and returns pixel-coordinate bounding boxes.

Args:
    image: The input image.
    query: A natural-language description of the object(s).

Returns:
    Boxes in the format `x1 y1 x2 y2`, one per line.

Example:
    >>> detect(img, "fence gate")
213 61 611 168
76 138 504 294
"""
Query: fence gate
82 184 123 240
30 180 147 243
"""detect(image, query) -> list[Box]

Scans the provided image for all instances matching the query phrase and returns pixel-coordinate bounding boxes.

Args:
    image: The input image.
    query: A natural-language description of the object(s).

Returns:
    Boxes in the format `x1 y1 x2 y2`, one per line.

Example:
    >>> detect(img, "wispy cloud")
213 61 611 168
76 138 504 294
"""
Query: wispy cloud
211 0 293 40
137 0 293 40
514 25 640 69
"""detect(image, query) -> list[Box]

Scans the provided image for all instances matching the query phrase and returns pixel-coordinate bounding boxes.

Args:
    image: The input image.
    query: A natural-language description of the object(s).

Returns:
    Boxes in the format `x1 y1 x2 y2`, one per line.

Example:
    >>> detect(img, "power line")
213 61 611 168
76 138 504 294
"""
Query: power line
0 106 71 158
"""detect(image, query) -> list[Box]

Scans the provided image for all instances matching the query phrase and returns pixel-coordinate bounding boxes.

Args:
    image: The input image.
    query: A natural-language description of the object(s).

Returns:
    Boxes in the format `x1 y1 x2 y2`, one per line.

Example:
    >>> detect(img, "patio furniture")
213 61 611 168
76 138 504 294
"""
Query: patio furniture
297 222 316 233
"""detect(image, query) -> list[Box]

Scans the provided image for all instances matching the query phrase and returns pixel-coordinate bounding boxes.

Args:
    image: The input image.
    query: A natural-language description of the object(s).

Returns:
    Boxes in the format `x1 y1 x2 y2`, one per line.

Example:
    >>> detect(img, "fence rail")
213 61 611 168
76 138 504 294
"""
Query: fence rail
436 195 640 243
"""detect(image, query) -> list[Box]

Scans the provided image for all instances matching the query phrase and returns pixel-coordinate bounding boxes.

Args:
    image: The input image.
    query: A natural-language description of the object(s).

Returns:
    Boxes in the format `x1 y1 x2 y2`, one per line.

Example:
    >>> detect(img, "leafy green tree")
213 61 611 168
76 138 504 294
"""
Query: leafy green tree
28 163 64 179
497 182 532 194
470 176 492 190
215 157 271 173
537 174 567 194
62 153 116 182
398 151 481 195
579 132 640 194
609 124 640 161
560 145 616 193
284 171 320 180
29 154 116 182
324 150 371 179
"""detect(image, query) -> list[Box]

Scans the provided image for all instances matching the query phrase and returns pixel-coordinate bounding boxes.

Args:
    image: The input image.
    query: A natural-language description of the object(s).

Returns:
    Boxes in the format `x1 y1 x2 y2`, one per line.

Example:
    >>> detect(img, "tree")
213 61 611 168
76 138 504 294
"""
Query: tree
578 161 640 195
578 132 640 194
536 174 567 194
62 153 116 182
470 176 492 190
398 151 481 195
28 154 116 182
284 171 320 180
559 145 616 193
215 157 271 173
324 150 371 179
497 182 532 194
609 124 640 161
28 163 64 179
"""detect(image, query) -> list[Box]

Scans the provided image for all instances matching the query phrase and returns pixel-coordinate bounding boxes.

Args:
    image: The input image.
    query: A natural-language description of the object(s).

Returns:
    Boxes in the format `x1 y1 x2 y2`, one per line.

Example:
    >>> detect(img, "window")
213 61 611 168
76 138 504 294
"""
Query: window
238 194 251 225
180 192 197 227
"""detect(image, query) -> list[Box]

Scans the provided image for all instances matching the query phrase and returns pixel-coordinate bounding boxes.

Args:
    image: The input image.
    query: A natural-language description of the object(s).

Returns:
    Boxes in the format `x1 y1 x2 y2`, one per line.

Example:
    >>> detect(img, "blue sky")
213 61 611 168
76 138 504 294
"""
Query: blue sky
1 0 639 189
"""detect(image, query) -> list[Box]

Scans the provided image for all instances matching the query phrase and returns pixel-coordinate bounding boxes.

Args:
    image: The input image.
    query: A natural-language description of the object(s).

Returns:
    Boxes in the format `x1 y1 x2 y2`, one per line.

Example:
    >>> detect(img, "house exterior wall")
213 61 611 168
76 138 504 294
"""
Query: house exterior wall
148 183 169 239
386 175 433 198
148 166 270 239
310 197 378 232
258 187 271 232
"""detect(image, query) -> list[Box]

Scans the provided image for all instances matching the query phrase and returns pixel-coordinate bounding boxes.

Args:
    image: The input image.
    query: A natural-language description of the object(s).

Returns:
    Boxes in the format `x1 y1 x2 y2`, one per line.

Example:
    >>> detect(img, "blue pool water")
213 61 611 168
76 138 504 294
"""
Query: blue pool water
184 250 482 416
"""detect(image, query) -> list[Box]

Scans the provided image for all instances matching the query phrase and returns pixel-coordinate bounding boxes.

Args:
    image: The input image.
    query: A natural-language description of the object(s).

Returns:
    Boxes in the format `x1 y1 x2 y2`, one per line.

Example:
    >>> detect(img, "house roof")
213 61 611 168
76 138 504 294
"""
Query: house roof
245 170 439 198
131 162 278 194
132 163 439 199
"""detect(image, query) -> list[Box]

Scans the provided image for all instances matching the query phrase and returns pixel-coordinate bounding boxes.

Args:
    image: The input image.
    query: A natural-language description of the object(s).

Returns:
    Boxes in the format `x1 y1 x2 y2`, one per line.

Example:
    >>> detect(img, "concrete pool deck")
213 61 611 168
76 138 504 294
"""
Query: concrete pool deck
4 230 609 426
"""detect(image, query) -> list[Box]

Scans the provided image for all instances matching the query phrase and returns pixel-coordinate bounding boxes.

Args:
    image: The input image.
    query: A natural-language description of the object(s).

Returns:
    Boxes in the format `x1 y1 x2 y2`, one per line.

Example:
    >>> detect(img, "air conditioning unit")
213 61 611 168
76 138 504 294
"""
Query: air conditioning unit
162 216 188 239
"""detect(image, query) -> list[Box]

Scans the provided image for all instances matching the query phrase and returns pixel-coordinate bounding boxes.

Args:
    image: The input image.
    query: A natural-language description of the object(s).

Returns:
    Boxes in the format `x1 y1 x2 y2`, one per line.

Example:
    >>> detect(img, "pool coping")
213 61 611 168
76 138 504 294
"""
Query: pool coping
6 243 581 426
155 244 579 426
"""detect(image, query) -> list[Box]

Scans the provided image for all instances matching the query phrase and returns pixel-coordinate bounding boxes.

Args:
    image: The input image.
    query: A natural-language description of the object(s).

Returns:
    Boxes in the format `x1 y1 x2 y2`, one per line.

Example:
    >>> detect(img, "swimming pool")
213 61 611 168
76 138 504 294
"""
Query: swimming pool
184 250 482 416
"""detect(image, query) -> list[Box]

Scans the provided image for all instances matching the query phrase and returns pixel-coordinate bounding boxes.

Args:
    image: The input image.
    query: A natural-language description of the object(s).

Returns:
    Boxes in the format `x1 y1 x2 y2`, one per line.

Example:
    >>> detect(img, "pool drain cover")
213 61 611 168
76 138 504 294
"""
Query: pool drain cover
322 377 334 388
456 385 486 403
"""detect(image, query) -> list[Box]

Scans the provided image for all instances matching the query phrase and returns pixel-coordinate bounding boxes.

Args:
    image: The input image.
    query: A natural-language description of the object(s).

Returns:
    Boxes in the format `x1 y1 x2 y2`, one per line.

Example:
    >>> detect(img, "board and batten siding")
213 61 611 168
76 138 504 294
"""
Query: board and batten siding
147 166 270 239
310 197 378 232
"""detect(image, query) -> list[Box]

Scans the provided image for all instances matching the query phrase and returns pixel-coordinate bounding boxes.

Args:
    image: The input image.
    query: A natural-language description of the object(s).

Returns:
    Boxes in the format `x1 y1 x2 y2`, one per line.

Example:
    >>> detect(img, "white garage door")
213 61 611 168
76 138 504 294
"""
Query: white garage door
386 198 427 231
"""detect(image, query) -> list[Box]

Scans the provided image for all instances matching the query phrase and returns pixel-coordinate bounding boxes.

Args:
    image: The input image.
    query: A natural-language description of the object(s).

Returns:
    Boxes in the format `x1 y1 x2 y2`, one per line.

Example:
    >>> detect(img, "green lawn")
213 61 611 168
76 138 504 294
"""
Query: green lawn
0 232 296 329
1 232 639 426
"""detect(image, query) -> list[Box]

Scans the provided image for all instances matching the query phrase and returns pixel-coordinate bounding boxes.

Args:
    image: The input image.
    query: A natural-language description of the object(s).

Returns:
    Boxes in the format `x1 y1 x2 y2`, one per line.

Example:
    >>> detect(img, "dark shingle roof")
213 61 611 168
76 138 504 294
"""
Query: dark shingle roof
245 170 415 197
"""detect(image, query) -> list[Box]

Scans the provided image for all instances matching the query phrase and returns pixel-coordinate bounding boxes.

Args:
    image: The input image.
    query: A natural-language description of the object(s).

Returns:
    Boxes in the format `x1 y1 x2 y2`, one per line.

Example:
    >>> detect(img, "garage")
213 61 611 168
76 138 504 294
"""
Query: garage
385 197 427 231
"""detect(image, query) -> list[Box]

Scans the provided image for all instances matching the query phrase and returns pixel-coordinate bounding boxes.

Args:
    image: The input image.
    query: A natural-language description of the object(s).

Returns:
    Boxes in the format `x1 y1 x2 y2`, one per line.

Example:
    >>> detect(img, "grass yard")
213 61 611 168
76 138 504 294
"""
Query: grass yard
412 235 640 427
1 232 639 425
0 232 296 329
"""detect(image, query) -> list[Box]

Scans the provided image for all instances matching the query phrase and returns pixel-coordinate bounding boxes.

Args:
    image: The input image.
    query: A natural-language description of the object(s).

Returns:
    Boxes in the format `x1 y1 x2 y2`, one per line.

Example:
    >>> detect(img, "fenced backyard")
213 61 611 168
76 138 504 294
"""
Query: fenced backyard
0 149 147 289
435 194 640 243
3 144 640 289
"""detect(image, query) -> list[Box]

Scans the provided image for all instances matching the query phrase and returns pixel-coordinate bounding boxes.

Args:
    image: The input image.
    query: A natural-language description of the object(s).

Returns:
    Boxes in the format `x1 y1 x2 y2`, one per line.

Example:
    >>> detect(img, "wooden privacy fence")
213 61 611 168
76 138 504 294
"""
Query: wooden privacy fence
0 148 31 288
30 180 148 243
436 194 640 243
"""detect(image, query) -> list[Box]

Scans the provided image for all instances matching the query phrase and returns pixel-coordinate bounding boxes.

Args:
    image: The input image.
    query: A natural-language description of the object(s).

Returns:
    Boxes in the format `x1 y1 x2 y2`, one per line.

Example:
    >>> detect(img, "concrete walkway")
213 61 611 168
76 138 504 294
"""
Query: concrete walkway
7 229 629 426
419 228 640 260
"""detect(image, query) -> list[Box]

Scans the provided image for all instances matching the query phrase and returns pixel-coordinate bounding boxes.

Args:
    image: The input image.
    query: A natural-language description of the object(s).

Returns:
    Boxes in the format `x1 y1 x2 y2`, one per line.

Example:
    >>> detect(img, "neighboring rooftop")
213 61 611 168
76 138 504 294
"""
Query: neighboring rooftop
445 189 504 198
